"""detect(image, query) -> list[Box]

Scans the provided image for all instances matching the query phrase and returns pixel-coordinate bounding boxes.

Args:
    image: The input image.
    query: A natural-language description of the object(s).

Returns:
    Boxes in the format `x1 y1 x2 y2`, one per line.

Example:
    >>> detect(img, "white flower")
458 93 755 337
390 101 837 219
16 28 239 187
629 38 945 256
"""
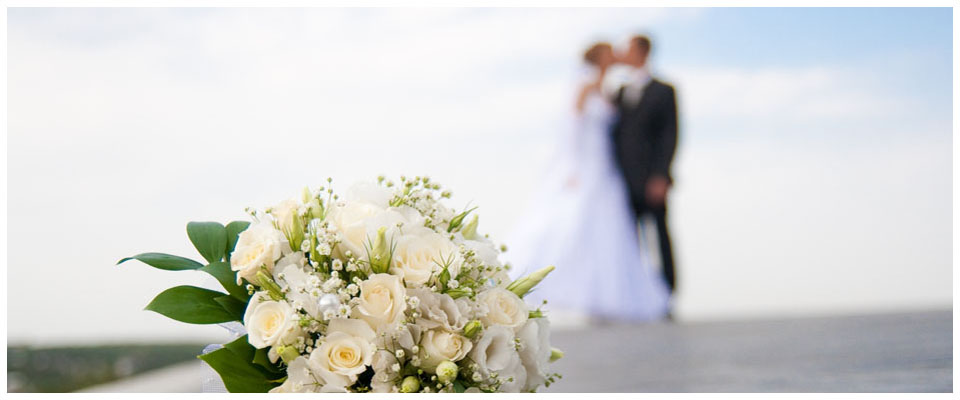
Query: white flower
370 349 401 393
352 273 407 331
307 318 376 391
407 288 468 332
469 325 526 392
496 353 528 392
230 222 287 284
490 270 512 287
418 328 472 373
269 198 301 239
273 255 321 318
477 287 528 330
391 226 460 287
269 357 320 393
326 204 411 263
517 318 552 391
326 200 385 259
243 295 302 349
464 239 503 269
343 181 393 208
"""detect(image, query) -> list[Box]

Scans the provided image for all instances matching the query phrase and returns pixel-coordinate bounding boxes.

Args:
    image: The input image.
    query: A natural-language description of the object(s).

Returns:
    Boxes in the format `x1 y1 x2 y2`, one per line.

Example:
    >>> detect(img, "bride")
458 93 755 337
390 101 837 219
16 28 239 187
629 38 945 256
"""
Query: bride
507 42 670 323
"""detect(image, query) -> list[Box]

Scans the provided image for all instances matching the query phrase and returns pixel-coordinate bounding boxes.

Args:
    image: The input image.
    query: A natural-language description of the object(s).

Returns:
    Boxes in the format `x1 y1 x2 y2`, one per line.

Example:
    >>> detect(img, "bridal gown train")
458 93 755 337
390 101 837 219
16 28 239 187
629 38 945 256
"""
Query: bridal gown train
507 87 670 322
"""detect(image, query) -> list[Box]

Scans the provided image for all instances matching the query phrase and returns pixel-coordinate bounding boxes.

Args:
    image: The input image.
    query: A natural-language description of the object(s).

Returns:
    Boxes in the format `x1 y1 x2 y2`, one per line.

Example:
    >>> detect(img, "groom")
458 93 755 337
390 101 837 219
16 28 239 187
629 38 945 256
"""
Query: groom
611 35 680 296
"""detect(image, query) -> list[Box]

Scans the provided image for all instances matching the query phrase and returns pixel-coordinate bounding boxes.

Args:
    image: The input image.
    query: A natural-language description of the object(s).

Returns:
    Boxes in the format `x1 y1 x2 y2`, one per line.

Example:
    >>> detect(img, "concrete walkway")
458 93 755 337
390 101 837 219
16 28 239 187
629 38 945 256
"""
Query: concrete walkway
78 310 952 392
548 310 952 392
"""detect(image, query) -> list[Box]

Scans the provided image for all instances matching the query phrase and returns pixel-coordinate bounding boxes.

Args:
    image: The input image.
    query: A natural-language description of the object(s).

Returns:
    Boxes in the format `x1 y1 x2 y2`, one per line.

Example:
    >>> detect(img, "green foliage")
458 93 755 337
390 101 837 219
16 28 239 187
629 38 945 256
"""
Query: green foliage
121 220 254 327
117 253 203 271
187 222 228 264
224 335 284 379
225 221 251 262
200 261 249 302
439 265 451 289
253 347 283 375
213 295 248 321
144 286 237 324
447 206 478 232
198 336 281 392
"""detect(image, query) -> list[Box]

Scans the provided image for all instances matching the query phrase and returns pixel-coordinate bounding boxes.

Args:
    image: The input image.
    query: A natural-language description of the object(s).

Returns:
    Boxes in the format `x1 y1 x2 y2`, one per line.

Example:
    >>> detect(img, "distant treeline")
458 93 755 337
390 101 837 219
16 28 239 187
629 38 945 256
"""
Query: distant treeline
7 343 206 392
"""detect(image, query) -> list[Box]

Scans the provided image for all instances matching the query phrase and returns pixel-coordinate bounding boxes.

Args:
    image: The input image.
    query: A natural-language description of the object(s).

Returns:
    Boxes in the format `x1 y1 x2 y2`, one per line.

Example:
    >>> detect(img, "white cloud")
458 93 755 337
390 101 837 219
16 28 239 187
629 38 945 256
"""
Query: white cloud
671 65 904 123
670 133 952 320
5 8 950 344
7 8 698 344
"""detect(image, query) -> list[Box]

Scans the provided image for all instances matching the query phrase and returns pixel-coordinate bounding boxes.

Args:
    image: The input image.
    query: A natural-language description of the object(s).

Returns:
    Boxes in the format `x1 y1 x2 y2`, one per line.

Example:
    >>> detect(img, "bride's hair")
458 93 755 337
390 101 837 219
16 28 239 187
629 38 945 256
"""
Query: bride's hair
583 42 612 66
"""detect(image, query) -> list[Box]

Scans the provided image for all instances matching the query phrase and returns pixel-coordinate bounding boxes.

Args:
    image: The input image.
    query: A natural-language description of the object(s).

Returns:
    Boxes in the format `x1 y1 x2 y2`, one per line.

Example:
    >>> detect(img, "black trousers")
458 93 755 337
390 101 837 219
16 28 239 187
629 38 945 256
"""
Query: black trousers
633 200 677 293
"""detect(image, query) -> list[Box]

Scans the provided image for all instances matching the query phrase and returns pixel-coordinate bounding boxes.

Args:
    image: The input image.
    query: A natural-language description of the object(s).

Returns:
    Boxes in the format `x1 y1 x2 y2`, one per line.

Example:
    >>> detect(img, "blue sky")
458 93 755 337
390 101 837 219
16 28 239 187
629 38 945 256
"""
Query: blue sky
6 7 954 344
650 8 953 144
658 8 951 67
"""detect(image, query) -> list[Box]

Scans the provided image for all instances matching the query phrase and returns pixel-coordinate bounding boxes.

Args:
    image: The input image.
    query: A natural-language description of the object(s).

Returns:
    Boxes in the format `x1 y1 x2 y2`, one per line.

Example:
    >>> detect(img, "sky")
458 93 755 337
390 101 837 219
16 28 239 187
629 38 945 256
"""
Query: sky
6 7 953 345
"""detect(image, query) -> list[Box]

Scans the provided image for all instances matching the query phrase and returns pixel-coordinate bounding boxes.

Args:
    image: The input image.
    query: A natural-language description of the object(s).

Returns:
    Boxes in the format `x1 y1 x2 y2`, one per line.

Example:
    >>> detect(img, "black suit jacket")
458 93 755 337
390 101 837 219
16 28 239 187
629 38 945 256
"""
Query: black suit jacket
612 78 679 206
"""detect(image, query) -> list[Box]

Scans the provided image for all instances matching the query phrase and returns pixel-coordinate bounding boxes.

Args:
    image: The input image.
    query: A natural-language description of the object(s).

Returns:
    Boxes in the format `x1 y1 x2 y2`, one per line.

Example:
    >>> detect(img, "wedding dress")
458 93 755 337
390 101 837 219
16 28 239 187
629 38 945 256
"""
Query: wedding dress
507 70 670 322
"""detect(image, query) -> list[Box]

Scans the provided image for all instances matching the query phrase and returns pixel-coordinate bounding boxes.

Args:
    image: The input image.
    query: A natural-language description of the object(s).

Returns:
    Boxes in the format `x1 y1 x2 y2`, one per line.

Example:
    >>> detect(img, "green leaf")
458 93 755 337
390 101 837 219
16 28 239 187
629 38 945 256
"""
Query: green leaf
117 253 203 271
253 347 283 375
225 221 251 262
223 334 256 362
187 221 228 264
200 261 249 302
225 335 284 378
199 346 278 393
144 285 236 324
214 295 247 321
453 380 467 393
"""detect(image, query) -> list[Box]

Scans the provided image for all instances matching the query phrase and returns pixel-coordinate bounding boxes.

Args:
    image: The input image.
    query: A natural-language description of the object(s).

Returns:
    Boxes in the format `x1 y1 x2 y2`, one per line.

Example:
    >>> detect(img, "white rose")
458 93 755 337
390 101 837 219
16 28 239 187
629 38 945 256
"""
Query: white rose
308 318 376 391
469 325 526 392
326 181 398 259
327 203 412 261
478 288 528 330
419 328 472 373
343 181 393 208
230 222 286 284
352 273 407 331
244 294 301 349
517 318 552 391
407 288 468 332
326 201 385 258
391 226 460 287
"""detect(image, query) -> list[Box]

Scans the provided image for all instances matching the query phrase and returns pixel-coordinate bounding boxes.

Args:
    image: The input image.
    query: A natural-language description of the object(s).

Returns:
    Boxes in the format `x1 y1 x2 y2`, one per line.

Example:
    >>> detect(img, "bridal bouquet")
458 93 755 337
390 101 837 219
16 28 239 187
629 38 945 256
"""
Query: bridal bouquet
119 176 562 393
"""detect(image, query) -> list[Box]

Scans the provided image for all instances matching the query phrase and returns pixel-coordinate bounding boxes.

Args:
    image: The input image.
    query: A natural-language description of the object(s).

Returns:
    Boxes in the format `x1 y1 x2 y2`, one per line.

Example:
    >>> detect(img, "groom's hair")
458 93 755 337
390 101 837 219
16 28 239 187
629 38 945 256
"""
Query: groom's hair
631 35 652 55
